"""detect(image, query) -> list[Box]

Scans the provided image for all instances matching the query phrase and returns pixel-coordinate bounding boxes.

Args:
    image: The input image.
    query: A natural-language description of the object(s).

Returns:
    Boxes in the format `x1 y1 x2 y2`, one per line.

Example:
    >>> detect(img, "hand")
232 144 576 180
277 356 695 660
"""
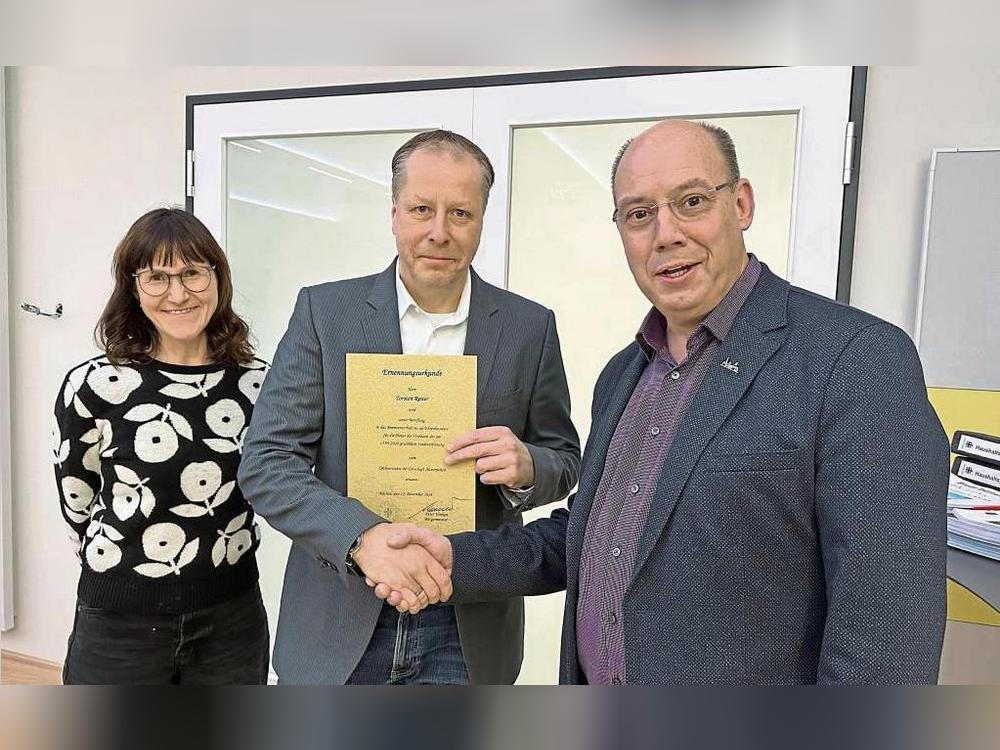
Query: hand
445 426 535 489
367 526 453 613
352 523 452 614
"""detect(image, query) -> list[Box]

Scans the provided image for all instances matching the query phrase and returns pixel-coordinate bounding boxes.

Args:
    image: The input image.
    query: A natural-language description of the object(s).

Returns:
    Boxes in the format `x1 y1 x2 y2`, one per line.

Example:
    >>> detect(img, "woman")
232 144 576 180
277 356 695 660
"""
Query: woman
53 208 270 684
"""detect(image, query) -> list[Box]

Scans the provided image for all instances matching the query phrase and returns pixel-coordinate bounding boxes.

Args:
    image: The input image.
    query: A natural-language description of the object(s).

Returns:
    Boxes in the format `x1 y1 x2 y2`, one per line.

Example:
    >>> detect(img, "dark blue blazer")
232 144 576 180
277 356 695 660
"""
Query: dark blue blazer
450 265 948 684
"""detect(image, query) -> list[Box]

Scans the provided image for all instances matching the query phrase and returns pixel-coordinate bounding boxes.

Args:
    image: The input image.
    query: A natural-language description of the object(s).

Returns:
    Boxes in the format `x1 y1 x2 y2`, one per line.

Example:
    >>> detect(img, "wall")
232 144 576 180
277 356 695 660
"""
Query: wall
5 65 998 673
851 66 1000 331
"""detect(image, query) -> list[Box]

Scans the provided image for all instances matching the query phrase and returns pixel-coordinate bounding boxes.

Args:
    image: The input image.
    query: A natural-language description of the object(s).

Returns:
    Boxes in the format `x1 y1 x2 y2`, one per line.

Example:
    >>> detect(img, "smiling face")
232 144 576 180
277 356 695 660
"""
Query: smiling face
391 147 485 312
135 254 218 360
613 121 755 335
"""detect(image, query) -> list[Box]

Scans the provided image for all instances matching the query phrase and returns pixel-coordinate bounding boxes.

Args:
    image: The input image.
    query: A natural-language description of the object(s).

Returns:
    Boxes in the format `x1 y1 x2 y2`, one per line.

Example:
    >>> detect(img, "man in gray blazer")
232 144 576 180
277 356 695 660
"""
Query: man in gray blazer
379 120 949 684
239 130 580 684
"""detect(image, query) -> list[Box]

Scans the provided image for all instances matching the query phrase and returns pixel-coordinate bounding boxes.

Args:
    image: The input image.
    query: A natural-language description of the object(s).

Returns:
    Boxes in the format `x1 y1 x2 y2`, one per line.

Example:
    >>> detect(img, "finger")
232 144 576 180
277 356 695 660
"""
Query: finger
412 561 443 604
373 583 392 600
445 439 502 465
395 587 420 611
426 558 452 602
365 577 376 588
479 469 515 486
446 427 503 453
385 527 418 549
474 453 510 475
386 589 404 607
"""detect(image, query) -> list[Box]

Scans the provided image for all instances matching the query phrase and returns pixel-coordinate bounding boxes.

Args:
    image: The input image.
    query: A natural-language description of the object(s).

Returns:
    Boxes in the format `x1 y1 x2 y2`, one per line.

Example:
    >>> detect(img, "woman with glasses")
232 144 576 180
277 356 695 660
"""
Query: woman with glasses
52 208 270 684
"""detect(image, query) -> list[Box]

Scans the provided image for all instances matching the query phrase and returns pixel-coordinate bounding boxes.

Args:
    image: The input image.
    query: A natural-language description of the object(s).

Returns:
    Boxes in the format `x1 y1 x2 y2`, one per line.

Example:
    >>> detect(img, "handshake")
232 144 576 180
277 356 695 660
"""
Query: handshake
350 425 537 614
351 522 454 615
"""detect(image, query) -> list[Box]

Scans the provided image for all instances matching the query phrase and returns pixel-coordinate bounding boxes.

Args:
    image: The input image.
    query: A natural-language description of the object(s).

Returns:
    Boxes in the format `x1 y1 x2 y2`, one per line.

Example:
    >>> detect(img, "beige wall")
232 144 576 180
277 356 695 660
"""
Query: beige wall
5 65 998 675
851 66 1000 331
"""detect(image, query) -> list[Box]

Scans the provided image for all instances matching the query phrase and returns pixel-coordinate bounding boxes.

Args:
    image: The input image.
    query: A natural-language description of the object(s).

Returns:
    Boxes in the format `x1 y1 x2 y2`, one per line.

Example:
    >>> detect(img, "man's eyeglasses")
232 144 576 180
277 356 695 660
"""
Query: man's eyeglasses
612 182 736 229
134 265 216 296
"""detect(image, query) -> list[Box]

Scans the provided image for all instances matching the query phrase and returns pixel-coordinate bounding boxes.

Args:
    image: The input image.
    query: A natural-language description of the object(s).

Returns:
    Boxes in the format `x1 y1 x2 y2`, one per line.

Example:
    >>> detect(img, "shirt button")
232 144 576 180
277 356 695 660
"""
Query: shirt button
650 426 660 436
609 611 618 624
670 371 680 380
612 676 622 685
629 483 639 494
611 546 621 558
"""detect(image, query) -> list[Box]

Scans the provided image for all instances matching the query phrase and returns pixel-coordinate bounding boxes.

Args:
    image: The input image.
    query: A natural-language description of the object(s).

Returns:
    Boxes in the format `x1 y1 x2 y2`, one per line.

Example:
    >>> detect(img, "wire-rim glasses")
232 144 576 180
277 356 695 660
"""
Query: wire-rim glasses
134 265 216 296
612 181 736 229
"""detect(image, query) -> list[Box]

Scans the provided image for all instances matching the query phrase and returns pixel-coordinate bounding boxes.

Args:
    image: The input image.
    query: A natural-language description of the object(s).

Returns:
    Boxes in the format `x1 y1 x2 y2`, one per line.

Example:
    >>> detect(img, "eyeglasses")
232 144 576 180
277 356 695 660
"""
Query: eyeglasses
134 265 216 296
612 182 735 229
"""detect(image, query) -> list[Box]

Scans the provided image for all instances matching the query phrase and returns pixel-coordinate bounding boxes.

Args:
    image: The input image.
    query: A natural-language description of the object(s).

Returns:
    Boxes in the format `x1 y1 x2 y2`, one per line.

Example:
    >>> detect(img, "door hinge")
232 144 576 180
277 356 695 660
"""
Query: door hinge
186 149 195 198
842 121 855 185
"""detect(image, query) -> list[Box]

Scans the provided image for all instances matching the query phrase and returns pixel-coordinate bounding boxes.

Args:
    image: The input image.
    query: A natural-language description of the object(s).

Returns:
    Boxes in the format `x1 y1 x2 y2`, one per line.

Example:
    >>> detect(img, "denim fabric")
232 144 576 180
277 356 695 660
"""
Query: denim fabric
62 585 269 685
346 602 469 685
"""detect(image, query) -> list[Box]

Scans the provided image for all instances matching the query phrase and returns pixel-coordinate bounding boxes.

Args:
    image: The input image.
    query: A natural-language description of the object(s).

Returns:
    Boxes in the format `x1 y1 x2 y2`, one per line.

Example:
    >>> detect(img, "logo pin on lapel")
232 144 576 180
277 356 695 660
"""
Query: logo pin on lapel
720 358 740 374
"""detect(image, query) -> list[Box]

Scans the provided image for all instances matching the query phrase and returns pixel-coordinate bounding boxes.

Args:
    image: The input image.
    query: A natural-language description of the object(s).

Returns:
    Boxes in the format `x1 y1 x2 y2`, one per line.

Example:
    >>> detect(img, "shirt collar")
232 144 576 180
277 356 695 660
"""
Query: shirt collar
395 263 472 324
637 253 763 360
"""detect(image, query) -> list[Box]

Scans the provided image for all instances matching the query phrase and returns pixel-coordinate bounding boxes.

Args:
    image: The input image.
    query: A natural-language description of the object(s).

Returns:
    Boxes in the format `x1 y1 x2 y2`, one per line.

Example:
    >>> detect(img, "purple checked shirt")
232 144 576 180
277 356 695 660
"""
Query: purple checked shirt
575 255 762 685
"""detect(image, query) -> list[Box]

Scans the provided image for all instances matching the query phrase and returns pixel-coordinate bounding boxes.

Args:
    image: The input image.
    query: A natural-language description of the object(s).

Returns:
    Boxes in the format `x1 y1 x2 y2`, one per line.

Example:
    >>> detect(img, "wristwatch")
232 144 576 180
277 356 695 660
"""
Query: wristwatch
345 532 364 576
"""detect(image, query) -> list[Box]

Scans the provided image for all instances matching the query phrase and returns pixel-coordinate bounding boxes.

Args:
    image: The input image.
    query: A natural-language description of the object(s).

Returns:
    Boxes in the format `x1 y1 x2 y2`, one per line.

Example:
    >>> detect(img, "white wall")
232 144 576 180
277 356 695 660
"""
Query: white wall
5 65 998 670
851 66 1000 331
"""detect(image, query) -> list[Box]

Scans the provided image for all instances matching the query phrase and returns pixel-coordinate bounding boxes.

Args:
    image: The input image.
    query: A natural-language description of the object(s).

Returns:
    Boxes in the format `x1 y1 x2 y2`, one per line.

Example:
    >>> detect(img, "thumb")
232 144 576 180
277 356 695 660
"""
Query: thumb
385 527 417 549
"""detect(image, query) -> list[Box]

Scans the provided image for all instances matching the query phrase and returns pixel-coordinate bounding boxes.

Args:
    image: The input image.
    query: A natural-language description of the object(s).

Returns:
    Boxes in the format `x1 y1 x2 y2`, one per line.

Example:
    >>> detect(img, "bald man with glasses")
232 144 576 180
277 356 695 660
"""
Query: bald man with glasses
381 119 949 685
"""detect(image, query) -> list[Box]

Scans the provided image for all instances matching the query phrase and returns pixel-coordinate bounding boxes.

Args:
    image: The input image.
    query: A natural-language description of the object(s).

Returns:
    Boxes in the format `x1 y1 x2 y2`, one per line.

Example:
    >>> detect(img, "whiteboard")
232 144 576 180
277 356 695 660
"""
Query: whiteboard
915 148 1000 391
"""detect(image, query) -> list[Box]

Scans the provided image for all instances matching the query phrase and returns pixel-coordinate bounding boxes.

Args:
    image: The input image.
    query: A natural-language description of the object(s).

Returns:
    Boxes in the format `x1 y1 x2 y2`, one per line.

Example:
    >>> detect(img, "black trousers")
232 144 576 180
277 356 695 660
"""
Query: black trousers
62 585 269 685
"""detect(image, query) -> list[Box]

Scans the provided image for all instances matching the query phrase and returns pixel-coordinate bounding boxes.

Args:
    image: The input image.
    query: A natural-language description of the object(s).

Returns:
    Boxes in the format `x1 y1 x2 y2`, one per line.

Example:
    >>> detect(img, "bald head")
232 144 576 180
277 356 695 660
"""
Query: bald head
610 120 740 204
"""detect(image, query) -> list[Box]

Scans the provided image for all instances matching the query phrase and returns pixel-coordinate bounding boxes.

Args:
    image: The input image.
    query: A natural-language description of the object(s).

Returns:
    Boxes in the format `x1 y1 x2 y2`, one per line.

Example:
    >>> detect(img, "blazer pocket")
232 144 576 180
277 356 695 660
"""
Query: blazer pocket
704 449 809 473
478 387 524 416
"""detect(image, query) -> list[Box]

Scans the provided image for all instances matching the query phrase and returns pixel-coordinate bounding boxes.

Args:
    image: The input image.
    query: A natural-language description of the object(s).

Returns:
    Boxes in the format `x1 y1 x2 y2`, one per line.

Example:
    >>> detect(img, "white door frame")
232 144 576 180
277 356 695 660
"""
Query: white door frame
472 67 855 298
1 66 15 631
187 67 866 300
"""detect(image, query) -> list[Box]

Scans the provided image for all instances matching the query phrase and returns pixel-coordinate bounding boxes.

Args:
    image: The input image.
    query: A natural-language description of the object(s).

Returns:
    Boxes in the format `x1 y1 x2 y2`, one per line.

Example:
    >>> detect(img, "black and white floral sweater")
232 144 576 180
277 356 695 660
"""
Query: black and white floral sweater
52 356 269 613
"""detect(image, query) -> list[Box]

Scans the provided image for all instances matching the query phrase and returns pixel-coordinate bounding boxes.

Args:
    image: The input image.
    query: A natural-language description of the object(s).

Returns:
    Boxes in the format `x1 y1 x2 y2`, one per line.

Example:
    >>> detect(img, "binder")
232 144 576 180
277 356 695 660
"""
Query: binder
953 456 1000 492
952 431 1000 467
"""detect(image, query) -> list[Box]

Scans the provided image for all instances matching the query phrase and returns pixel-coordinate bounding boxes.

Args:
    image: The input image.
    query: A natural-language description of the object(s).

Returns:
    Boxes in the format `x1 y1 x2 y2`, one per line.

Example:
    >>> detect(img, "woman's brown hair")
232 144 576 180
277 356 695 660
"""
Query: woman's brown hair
96 208 254 366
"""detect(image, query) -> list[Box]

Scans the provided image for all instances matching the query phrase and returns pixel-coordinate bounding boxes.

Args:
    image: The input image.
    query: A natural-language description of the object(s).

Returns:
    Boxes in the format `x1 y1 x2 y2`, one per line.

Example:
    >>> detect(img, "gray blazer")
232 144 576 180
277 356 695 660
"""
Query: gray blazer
449 265 949 684
239 261 580 684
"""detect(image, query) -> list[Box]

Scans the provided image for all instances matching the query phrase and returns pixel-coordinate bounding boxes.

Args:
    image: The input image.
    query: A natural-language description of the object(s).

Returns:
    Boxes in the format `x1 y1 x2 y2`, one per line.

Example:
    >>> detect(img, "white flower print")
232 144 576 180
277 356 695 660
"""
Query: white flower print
180 461 221 501
134 523 199 578
63 359 104 418
85 534 122 572
110 465 156 521
86 364 142 405
60 476 95 524
211 512 256 567
81 419 117 474
203 399 246 454
238 363 269 405
170 460 234 518
158 370 225 399
83 510 124 573
205 399 245 437
51 415 70 467
125 403 191 463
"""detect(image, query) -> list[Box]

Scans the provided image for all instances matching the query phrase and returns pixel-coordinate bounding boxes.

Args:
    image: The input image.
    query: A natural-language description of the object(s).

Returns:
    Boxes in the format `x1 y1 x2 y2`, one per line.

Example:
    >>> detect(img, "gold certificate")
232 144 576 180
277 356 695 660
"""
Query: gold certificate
346 353 477 533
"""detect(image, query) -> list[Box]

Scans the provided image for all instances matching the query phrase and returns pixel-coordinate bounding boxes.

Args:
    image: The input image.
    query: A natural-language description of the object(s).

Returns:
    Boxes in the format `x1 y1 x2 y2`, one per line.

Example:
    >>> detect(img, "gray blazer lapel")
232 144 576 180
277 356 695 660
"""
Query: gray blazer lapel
631 270 790 579
361 261 403 355
566 348 647 578
463 271 500 402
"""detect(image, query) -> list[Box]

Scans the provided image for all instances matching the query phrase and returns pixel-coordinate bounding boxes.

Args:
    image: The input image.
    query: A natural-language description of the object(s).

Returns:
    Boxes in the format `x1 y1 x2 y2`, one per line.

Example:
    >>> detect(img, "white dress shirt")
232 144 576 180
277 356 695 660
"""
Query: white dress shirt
395 265 531 507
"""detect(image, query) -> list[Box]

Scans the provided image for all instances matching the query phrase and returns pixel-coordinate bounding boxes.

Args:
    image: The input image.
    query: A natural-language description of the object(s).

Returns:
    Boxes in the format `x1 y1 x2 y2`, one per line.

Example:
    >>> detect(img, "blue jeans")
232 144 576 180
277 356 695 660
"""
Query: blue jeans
346 602 469 685
62 585 269 685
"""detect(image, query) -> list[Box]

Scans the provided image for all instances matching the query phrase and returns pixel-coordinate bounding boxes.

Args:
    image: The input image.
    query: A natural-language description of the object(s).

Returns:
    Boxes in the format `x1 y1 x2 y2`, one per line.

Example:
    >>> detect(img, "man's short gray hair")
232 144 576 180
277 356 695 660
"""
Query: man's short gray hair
610 121 741 201
391 130 495 207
